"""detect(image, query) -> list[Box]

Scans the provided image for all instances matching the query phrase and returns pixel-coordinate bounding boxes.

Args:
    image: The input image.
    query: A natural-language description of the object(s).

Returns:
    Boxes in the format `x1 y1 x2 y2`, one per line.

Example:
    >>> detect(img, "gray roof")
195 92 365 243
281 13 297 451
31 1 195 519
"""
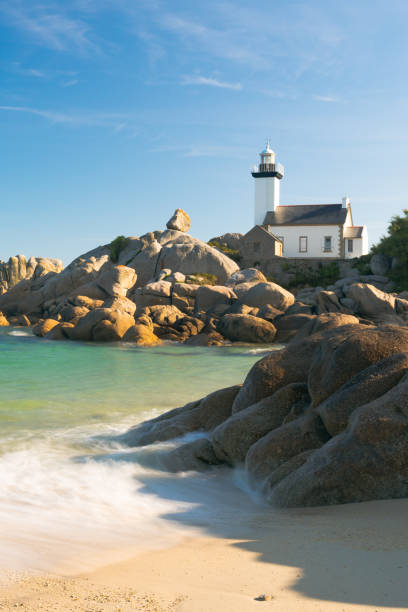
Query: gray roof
344 226 364 238
264 204 348 226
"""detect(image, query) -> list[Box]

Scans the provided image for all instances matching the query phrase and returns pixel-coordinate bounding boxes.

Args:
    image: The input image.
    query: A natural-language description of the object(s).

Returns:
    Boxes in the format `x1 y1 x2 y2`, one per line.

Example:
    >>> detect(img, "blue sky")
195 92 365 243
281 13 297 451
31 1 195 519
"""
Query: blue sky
1 0 407 263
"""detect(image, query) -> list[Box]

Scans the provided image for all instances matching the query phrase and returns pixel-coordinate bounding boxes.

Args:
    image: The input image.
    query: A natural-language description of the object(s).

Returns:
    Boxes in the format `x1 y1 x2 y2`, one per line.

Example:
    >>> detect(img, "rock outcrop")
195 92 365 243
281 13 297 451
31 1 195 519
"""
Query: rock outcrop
119 321 408 508
0 255 63 294
2 215 408 352
269 374 408 507
166 209 191 233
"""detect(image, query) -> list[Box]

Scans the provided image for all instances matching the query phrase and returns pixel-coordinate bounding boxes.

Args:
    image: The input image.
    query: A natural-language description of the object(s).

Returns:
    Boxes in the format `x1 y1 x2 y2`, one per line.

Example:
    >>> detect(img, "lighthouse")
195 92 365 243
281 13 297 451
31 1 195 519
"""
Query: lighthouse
251 141 284 225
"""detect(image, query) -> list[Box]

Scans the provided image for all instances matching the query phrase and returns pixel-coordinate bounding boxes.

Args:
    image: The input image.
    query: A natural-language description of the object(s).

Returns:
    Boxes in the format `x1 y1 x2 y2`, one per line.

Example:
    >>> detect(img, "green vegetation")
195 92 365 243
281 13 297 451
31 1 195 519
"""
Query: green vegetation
351 254 371 275
285 261 340 289
109 235 130 263
186 273 218 286
207 240 242 263
370 209 408 290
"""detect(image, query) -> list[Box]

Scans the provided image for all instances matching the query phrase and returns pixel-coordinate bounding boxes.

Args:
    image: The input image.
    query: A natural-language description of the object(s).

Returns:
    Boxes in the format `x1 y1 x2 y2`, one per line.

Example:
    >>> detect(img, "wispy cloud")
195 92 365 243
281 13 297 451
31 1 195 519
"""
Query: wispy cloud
160 14 261 65
61 79 79 88
151 143 250 158
181 75 242 90
10 62 46 78
26 68 46 78
0 105 129 130
0 1 98 54
313 94 339 103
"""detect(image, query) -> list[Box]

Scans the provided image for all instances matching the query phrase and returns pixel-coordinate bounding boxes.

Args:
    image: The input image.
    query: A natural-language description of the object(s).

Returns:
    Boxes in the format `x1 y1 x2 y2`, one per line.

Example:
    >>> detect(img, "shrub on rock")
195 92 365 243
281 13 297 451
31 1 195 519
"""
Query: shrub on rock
157 241 239 284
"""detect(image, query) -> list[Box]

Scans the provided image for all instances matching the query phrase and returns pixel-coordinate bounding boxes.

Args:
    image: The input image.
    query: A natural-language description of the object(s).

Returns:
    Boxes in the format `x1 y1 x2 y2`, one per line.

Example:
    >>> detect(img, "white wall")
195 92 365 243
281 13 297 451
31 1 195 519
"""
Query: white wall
344 226 369 259
270 225 341 258
254 177 280 225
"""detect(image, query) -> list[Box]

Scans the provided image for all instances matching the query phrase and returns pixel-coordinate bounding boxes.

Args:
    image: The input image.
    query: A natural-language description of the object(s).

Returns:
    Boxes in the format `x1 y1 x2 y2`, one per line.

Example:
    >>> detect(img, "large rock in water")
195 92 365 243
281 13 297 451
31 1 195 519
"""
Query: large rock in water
0 312 9 326
235 282 295 311
122 324 161 346
118 385 241 447
270 373 408 507
211 383 310 464
308 324 408 407
217 313 276 343
67 308 134 342
32 318 60 337
166 209 191 232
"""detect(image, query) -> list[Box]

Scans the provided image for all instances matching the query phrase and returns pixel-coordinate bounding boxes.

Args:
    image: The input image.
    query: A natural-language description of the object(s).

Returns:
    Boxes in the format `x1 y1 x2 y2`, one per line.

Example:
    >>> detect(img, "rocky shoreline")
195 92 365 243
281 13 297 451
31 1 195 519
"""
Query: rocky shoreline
120 320 408 508
1 211 407 346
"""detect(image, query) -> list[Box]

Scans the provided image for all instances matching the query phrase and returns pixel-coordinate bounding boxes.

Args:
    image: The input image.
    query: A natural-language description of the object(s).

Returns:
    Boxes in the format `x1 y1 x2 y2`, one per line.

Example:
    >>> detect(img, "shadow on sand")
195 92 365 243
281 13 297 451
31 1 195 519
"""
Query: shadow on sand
126 463 408 609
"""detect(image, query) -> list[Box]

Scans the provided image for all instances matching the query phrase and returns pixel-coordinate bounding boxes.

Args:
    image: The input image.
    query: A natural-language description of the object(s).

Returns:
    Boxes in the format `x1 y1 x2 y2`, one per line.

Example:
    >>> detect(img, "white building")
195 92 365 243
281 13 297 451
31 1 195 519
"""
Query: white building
251 142 368 259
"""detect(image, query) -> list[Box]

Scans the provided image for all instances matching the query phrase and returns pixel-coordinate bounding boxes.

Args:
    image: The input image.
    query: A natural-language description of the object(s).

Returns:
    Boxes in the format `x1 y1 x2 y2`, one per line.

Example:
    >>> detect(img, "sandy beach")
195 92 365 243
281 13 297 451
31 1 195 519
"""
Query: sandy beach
1 497 407 611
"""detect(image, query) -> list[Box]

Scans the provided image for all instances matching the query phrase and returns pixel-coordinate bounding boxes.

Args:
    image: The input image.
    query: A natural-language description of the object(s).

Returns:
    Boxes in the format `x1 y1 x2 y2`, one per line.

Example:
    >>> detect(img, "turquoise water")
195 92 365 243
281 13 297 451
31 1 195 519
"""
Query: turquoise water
0 328 275 573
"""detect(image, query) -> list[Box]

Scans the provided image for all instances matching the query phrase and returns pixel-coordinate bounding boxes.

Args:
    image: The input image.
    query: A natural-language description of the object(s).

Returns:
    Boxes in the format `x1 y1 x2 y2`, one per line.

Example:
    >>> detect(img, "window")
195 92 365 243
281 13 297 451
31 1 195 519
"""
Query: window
347 239 353 253
299 236 307 253
277 236 284 254
324 236 332 252
253 241 260 253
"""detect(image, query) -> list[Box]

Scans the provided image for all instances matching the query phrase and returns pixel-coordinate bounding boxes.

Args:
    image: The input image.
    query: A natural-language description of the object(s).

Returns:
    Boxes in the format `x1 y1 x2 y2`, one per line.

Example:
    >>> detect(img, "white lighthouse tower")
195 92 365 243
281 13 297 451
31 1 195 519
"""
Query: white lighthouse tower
251 141 284 225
